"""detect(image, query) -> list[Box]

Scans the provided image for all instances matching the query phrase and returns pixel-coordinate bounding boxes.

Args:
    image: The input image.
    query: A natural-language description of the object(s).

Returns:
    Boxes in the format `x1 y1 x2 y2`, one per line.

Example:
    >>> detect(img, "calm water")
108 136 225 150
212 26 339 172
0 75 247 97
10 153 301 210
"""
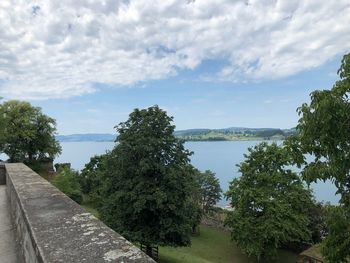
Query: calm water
55 141 339 206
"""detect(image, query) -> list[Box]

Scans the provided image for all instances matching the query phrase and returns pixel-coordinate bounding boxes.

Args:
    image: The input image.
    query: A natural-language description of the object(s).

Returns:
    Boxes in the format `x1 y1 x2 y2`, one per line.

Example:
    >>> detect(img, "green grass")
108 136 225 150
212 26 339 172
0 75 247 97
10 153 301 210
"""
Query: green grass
81 203 100 218
159 225 299 263
79 204 299 263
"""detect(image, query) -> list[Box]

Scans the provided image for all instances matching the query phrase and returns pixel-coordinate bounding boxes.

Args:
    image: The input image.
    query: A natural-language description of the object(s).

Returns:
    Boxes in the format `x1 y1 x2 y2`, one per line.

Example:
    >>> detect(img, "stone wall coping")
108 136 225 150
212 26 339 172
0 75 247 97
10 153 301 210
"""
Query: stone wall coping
5 163 154 263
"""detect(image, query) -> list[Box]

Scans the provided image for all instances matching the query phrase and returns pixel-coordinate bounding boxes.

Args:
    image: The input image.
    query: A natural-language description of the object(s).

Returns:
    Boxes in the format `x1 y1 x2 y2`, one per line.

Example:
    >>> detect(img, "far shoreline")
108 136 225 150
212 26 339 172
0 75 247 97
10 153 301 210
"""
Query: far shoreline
58 137 285 143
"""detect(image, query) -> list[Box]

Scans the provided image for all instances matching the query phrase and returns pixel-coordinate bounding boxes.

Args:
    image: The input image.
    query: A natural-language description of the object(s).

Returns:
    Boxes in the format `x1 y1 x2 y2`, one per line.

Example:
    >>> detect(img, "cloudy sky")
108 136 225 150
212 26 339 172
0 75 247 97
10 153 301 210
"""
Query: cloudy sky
0 0 349 134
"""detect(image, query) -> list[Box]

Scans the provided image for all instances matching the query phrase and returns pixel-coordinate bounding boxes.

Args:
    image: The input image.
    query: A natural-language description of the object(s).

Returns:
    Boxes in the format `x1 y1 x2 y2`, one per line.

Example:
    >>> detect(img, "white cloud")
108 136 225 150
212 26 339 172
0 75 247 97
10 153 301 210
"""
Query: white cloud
0 0 349 99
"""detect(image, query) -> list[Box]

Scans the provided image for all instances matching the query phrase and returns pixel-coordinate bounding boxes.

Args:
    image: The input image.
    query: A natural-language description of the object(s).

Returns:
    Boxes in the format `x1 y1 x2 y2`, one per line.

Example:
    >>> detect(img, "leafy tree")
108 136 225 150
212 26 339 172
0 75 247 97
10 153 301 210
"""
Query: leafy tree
0 100 61 162
187 196 202 235
225 142 313 261
321 206 350 263
196 170 222 214
288 53 350 205
188 169 223 235
306 201 326 244
186 168 204 234
99 106 195 258
78 154 109 207
53 167 83 204
285 53 350 262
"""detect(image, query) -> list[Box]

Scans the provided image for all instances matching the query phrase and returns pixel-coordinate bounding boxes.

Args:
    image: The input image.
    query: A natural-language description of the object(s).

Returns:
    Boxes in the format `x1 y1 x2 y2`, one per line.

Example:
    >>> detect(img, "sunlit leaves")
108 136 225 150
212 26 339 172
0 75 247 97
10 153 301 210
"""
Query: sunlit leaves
225 142 313 260
0 100 61 162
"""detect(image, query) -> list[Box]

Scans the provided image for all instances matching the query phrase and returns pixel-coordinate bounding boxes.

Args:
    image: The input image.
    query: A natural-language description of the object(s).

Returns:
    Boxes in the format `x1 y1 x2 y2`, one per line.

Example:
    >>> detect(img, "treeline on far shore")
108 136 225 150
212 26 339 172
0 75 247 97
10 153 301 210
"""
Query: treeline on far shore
174 127 296 141
56 127 296 142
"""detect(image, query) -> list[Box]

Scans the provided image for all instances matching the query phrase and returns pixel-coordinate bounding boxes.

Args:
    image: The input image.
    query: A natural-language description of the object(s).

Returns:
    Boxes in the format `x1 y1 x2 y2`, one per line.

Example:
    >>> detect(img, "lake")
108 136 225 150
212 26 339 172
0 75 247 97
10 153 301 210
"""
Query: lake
55 141 340 207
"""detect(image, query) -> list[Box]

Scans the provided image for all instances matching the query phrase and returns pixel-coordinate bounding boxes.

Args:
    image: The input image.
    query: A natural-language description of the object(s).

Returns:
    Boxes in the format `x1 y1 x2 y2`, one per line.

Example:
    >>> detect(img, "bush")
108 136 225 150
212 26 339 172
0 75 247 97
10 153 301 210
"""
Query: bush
53 167 83 204
69 190 83 204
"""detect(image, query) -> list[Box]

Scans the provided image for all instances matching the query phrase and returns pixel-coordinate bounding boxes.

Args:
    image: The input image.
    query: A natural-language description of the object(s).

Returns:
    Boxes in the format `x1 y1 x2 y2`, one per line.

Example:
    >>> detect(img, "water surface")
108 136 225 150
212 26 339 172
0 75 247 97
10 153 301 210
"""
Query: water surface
55 141 339 206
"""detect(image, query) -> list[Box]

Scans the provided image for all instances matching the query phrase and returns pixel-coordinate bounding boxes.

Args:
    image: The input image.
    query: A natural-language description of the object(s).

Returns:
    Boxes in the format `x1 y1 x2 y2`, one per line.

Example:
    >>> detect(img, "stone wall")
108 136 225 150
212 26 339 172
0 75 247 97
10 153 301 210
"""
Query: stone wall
5 163 154 263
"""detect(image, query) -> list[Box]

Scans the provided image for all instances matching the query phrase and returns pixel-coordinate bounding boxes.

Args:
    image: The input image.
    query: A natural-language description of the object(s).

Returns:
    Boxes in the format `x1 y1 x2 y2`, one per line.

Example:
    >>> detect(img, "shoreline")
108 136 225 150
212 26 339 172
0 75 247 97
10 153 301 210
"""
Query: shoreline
57 137 285 143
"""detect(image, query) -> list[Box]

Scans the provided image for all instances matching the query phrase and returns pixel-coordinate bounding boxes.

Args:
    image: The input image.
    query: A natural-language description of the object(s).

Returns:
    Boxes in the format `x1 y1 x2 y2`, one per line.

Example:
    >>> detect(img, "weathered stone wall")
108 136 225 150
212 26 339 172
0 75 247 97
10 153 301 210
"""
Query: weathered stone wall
0 163 5 185
5 163 154 263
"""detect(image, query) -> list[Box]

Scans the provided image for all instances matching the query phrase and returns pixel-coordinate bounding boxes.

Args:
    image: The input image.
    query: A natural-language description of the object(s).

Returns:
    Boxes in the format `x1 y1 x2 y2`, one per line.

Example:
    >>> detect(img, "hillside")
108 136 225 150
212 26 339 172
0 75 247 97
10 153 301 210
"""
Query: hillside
56 127 296 142
174 127 296 141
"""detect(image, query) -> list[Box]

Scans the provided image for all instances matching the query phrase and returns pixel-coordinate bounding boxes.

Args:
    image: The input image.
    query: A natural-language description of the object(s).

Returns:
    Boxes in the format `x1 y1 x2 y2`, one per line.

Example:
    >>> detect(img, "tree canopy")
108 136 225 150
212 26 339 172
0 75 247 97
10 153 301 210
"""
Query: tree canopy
321 205 350 263
78 154 109 207
53 166 83 204
285 53 350 262
0 100 61 162
195 170 222 214
290 54 350 206
99 106 196 257
225 142 313 261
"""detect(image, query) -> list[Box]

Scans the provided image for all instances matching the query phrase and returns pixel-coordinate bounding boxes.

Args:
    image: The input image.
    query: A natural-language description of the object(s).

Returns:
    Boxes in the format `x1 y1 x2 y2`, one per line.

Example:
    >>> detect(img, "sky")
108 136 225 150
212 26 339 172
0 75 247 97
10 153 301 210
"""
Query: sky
0 0 349 135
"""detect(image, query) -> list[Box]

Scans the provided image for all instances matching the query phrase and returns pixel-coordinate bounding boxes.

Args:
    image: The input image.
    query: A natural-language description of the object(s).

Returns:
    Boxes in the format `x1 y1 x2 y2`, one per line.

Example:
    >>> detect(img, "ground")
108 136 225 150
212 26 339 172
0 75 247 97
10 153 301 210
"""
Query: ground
159 225 298 263
80 203 299 263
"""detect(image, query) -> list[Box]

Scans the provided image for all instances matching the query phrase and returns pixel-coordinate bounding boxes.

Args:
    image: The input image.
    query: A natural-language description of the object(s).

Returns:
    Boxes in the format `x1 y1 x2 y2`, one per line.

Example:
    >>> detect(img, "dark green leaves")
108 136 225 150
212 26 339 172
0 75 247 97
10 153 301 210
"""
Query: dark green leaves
99 106 195 248
225 142 313 261
321 206 350 263
195 170 222 214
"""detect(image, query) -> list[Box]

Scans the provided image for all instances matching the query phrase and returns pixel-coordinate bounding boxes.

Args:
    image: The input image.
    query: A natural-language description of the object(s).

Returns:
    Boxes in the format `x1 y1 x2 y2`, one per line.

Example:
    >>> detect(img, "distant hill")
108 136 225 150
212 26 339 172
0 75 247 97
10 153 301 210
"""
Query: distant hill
57 127 296 142
175 127 296 141
56 133 116 142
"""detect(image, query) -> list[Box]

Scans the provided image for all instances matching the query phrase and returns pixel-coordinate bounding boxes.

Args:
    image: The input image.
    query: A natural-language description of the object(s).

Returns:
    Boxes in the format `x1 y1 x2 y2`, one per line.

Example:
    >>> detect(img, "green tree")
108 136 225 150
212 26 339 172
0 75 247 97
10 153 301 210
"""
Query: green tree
225 142 313 261
285 53 350 262
78 154 109 207
306 201 326 244
53 167 83 204
290 54 350 205
196 170 222 214
187 168 204 234
99 106 195 258
321 206 350 263
0 100 61 162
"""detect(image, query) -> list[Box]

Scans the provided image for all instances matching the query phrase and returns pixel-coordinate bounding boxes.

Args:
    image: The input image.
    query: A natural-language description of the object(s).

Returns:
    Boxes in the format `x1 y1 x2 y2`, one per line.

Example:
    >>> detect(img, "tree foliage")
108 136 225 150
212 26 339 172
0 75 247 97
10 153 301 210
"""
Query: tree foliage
288 53 350 206
285 53 350 262
225 142 313 261
0 100 61 162
53 166 83 204
78 154 109 207
99 106 196 254
306 201 327 245
196 170 222 214
321 206 350 263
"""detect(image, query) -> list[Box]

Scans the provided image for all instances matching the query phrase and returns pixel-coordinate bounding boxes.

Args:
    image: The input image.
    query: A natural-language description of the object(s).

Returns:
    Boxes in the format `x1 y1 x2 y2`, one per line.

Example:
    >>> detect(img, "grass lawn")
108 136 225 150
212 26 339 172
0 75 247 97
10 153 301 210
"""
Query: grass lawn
79 204 299 263
159 225 299 263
